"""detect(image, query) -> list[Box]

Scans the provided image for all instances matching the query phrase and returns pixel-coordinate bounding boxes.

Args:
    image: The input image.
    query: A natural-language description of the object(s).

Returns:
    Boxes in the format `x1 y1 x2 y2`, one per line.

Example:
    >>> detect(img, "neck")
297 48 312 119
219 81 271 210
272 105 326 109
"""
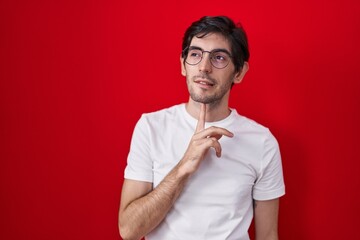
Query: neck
185 97 231 122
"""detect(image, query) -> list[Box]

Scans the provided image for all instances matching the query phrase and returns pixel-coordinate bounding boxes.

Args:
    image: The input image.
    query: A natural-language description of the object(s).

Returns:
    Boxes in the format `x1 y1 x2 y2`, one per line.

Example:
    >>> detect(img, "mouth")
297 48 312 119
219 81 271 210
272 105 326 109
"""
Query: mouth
194 79 215 87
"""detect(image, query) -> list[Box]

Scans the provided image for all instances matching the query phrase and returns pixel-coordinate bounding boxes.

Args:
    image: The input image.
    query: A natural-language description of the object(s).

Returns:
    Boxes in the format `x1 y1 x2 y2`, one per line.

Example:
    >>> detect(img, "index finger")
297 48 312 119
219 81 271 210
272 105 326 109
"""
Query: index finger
195 103 206 133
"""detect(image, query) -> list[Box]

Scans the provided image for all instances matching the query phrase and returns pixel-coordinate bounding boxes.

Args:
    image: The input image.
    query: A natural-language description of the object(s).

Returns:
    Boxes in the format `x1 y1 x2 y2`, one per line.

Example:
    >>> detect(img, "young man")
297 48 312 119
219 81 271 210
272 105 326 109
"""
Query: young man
118 16 285 240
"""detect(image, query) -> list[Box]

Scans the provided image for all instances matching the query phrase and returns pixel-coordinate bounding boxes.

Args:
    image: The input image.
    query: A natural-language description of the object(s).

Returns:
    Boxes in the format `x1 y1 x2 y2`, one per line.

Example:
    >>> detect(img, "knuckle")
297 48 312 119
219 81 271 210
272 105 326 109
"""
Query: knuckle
209 126 217 131
207 137 217 145
192 139 199 145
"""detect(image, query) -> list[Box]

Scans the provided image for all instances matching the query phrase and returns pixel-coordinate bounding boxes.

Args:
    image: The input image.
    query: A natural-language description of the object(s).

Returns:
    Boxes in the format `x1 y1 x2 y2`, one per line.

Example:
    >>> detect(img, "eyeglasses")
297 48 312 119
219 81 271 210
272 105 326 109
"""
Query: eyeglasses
184 47 232 69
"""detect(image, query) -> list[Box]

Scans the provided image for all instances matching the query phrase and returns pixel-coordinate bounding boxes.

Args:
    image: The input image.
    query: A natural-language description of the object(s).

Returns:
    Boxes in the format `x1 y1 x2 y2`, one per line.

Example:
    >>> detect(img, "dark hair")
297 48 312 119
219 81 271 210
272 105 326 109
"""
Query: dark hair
181 16 250 72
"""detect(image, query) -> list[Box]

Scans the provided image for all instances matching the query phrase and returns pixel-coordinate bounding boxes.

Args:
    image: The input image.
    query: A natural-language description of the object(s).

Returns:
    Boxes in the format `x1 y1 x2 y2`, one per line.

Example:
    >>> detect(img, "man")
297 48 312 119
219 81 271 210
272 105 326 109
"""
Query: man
118 16 285 240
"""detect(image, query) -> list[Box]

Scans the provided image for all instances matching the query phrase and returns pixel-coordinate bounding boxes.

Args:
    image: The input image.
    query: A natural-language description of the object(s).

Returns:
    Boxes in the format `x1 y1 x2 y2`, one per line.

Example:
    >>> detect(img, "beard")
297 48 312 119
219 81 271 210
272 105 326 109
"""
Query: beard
187 74 233 104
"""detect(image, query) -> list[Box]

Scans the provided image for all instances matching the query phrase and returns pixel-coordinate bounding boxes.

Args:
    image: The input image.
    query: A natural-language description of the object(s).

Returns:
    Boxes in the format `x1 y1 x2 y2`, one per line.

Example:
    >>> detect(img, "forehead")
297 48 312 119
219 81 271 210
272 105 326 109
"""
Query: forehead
190 33 231 52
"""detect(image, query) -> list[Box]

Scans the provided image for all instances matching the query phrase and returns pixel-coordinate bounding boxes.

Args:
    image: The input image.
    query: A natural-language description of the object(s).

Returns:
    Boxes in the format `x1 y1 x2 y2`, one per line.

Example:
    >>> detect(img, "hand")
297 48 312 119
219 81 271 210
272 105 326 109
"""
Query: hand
179 103 234 175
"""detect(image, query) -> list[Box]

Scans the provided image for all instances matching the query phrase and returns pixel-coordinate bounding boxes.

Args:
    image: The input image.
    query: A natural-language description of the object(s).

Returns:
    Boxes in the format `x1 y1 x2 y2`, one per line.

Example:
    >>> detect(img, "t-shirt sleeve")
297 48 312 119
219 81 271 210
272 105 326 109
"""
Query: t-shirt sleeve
253 130 285 200
124 115 153 183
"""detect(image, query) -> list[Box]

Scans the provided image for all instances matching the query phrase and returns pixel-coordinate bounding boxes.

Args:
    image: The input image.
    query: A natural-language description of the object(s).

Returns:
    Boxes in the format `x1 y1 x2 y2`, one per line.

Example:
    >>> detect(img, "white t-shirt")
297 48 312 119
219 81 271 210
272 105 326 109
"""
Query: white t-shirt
124 104 285 240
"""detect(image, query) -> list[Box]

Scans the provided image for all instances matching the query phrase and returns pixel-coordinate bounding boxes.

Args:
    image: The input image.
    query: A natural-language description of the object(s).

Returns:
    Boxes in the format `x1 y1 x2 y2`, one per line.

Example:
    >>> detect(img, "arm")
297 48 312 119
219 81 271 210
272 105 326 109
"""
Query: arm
118 163 191 240
254 198 280 240
118 104 233 240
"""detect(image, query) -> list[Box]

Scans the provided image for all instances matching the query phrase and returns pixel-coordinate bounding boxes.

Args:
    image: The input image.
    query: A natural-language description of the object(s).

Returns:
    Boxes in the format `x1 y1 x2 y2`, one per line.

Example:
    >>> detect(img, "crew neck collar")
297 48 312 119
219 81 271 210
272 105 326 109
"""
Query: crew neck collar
180 103 237 128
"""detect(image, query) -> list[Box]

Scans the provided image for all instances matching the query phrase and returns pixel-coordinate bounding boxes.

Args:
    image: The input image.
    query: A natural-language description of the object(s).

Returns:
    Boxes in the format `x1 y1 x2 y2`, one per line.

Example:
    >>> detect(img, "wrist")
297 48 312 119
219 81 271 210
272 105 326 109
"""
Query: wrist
174 158 195 179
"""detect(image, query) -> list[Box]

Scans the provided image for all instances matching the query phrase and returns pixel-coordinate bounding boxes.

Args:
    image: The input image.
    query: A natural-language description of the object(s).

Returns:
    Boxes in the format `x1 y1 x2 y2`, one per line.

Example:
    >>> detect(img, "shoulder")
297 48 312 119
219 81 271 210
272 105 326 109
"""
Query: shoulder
232 111 270 134
231 110 279 146
138 104 184 127
142 104 183 119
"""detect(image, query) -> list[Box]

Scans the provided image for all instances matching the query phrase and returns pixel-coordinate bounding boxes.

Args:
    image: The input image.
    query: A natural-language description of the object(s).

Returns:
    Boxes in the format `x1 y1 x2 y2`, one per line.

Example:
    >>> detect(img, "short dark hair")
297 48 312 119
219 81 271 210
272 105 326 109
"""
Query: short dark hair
181 16 250 72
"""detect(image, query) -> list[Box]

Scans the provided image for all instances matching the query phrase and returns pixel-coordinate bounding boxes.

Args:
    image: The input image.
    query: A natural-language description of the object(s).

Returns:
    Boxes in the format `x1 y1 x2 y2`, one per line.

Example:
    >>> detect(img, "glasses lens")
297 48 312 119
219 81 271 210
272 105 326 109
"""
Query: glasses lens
186 49 202 65
210 51 230 69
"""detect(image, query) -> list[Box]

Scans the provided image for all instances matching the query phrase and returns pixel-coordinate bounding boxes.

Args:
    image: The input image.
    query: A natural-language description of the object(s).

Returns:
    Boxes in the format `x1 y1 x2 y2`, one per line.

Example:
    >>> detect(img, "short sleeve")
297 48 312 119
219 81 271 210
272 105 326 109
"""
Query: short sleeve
253 131 285 200
124 115 153 183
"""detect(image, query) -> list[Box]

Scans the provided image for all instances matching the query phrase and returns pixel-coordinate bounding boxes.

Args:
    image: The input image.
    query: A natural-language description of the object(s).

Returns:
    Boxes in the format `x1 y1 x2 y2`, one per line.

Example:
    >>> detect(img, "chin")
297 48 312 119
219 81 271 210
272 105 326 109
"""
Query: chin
190 94 217 104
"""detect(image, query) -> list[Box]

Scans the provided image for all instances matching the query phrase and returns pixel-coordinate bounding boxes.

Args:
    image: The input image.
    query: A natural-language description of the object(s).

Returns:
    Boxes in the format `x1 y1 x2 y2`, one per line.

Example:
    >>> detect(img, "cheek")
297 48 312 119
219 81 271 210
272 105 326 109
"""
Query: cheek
219 72 236 83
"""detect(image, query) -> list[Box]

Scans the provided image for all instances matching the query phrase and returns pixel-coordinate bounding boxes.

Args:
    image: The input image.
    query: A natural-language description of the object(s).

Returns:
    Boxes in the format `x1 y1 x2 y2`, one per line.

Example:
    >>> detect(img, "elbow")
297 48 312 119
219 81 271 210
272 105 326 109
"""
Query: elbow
119 219 139 240
119 225 131 240
118 221 130 240
119 227 130 240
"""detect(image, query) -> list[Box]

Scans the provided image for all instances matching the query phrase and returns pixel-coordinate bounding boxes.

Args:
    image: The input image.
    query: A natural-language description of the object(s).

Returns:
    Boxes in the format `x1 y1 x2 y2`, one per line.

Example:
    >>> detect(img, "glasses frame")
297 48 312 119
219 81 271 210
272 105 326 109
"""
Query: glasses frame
183 46 233 69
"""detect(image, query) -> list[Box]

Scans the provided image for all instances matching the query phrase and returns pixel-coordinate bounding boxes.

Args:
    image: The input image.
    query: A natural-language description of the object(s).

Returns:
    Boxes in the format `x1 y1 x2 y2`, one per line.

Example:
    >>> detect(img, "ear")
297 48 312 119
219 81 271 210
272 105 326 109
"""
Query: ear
180 55 186 76
233 61 249 84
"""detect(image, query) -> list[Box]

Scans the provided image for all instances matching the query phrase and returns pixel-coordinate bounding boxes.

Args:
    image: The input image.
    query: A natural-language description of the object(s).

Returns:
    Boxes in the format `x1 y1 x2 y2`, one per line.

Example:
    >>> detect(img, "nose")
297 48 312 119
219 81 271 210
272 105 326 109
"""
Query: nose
198 53 212 73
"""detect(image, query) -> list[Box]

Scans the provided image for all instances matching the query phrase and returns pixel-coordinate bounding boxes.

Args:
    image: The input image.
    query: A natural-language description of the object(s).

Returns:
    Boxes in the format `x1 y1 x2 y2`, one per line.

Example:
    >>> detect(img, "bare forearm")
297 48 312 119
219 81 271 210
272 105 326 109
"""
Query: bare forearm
255 232 278 240
119 165 189 240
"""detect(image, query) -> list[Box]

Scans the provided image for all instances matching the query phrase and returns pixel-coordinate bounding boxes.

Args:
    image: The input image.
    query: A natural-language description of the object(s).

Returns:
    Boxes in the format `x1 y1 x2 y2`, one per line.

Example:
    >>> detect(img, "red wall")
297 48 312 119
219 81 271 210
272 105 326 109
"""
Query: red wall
1 0 359 239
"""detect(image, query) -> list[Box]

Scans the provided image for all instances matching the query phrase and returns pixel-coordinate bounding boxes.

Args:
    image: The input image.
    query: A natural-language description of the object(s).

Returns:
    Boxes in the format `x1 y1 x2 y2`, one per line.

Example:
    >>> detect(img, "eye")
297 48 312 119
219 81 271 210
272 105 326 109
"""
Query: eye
188 49 202 58
212 52 228 62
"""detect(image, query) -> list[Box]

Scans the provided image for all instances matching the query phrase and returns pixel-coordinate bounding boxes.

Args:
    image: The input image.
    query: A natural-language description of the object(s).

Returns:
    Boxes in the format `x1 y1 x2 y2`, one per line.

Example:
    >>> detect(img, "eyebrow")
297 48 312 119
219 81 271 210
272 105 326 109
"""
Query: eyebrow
188 46 232 56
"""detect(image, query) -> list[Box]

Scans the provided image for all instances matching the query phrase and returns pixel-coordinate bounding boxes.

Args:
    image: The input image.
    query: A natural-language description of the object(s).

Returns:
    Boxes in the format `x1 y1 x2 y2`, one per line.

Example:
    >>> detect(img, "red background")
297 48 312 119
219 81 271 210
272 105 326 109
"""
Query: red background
1 0 359 239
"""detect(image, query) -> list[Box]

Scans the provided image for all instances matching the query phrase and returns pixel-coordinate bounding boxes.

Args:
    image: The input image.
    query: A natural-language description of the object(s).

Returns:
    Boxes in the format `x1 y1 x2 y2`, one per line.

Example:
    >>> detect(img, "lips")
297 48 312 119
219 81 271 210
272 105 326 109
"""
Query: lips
194 79 215 86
